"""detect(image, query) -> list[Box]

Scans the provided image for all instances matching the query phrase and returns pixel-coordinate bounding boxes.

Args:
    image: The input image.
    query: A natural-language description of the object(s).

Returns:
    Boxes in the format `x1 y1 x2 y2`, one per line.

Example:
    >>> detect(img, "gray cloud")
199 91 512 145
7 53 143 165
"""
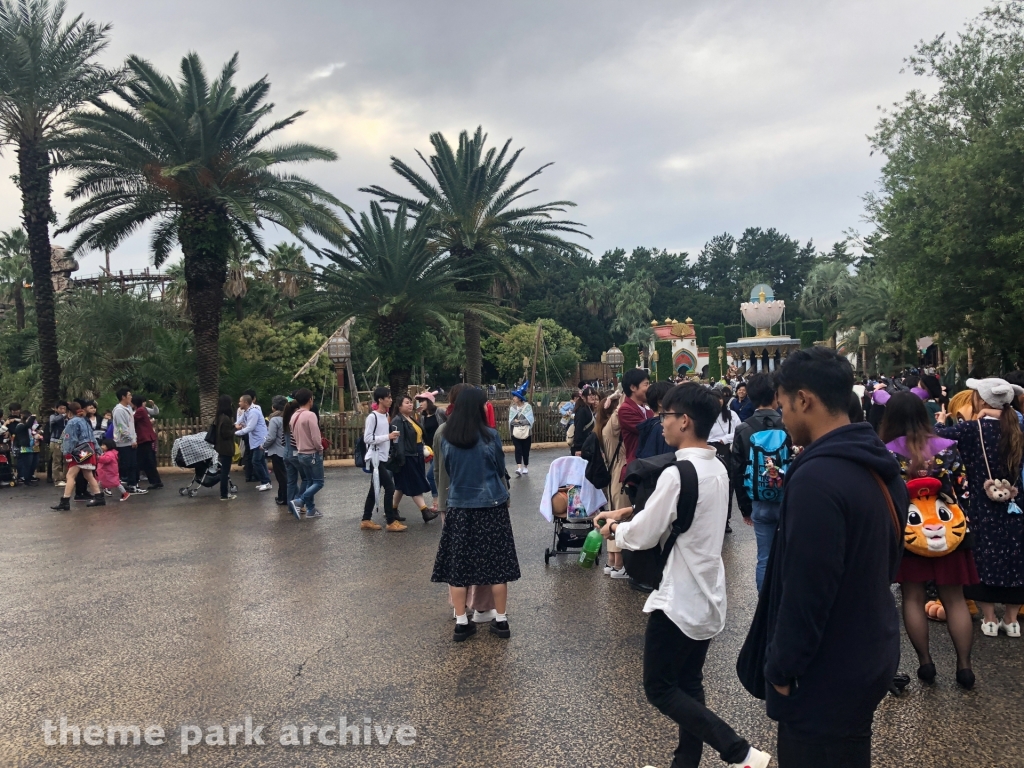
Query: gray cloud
0 0 990 274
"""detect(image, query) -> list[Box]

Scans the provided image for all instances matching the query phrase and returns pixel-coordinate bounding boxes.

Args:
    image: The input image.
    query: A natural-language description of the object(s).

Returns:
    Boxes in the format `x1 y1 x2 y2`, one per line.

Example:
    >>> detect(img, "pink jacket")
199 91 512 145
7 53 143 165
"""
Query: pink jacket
96 450 121 489
291 409 323 454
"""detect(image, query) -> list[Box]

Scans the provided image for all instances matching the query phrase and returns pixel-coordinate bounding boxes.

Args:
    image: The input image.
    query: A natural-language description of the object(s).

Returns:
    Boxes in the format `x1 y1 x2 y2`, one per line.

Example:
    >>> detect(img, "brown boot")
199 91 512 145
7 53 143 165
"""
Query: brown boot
385 521 408 532
360 520 382 530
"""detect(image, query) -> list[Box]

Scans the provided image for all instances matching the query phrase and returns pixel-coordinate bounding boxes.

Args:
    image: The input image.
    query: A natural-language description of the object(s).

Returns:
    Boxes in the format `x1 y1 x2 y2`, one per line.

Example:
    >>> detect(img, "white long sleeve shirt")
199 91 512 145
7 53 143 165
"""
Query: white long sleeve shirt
707 411 741 445
363 410 392 464
614 446 729 640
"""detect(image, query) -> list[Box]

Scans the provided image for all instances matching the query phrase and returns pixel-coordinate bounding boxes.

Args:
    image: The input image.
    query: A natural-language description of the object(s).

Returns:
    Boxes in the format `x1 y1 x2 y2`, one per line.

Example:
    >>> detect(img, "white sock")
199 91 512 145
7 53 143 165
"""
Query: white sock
455 613 468 625
494 613 507 623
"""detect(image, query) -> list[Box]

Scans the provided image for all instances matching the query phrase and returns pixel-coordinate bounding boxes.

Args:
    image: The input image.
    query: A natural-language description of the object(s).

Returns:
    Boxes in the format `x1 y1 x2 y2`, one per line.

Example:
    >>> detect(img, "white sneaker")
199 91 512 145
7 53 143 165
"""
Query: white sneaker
54 481 66 487
521 467 528 475
728 747 772 768
257 483 272 492
603 565 613 575
515 467 522 476
610 567 630 579
472 609 497 624
981 621 999 637
1000 620 1021 638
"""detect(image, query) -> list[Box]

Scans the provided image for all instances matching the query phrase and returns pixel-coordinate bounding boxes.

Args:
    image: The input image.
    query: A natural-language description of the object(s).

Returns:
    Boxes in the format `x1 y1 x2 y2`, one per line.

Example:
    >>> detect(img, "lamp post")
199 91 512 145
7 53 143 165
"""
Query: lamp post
859 331 868 376
327 330 351 412
606 345 624 382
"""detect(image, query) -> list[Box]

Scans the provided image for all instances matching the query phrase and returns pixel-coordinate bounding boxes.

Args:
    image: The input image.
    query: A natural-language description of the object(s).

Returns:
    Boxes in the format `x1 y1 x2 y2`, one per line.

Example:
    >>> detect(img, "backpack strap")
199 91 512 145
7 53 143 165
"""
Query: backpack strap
659 460 699 571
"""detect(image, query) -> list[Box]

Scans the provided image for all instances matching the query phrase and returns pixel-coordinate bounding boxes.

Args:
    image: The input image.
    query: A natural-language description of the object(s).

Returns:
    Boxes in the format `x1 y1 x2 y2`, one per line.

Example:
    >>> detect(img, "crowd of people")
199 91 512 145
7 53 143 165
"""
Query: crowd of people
5 351 1024 768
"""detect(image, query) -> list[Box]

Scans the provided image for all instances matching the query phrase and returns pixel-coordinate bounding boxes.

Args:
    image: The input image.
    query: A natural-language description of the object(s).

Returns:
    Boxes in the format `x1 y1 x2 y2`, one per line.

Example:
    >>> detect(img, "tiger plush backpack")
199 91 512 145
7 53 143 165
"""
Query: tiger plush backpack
904 476 967 557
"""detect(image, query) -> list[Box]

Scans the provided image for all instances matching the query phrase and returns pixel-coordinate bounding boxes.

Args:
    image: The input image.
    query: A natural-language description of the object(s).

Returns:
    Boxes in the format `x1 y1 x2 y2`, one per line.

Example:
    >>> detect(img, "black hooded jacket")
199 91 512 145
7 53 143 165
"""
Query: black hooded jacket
758 422 908 738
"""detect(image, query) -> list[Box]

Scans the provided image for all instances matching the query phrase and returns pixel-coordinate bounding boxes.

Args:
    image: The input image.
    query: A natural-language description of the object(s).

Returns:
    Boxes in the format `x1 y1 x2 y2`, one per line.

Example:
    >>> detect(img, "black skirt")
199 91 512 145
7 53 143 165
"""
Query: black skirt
393 447 431 496
431 503 521 587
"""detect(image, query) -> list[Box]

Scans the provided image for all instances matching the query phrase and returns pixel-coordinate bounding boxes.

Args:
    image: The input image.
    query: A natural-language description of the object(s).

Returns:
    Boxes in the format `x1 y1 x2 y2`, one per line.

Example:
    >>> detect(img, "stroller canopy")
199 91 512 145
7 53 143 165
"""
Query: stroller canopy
172 433 217 468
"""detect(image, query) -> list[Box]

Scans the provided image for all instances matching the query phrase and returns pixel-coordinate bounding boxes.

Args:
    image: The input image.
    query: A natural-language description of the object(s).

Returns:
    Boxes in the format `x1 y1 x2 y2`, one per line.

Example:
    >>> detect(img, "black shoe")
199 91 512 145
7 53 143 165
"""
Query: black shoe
889 673 911 696
74 493 90 501
86 493 106 507
628 578 654 594
147 483 163 489
489 619 511 639
422 509 439 523
917 663 937 684
453 622 477 642
725 522 733 533
956 668 975 690
51 497 71 511
394 514 407 522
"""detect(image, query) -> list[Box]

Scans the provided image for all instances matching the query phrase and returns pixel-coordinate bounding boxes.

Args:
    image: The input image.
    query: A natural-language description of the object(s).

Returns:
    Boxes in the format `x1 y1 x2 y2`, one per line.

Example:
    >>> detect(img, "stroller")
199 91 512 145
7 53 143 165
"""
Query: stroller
172 433 237 498
0 440 14 487
540 456 608 566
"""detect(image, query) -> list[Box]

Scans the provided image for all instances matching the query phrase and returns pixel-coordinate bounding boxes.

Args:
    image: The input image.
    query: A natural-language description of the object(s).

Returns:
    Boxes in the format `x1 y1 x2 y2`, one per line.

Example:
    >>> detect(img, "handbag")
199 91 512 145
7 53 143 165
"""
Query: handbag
71 442 95 465
977 420 1022 510
203 421 217 446
512 422 531 440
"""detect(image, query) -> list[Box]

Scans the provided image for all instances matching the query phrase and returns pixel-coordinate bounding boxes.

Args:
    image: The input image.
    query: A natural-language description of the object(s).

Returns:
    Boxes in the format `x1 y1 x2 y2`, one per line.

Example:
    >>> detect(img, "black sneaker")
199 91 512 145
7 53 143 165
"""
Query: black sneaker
489 619 511 639
453 622 477 642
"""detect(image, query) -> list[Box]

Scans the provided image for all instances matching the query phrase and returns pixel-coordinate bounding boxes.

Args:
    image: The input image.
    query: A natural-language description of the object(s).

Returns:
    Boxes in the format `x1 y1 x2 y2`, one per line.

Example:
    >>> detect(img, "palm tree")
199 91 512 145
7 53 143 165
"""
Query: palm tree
362 126 589 385
0 227 32 329
267 241 309 310
801 258 855 338
57 52 348 421
0 0 115 411
304 202 503 397
224 242 263 321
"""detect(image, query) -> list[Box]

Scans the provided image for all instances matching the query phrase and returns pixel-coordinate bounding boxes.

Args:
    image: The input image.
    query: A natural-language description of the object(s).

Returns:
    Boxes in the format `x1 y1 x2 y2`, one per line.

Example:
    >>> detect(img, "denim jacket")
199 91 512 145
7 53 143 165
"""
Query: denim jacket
441 428 509 508
61 416 96 455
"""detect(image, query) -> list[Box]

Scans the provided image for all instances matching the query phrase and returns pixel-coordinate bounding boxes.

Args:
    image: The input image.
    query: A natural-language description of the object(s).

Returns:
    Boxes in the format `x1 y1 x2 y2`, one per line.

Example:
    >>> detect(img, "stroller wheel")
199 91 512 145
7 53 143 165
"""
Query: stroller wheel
544 548 551 566
188 489 198 498
178 488 188 496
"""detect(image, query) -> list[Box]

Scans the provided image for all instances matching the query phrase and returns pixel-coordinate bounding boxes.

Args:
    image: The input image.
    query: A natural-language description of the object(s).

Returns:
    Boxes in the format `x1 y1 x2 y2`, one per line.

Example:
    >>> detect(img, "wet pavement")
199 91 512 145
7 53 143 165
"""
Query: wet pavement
2 448 1022 768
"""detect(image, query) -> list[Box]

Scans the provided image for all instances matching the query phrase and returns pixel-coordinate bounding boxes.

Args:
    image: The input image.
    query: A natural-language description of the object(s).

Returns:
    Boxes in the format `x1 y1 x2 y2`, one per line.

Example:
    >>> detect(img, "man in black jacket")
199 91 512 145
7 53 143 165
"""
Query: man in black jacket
745 347 906 768
730 373 787 590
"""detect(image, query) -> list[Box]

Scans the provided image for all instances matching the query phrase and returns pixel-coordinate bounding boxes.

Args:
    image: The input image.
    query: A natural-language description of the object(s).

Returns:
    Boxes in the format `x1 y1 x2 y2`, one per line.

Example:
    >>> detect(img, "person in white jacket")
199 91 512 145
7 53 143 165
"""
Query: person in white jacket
595 384 771 768
361 387 403 532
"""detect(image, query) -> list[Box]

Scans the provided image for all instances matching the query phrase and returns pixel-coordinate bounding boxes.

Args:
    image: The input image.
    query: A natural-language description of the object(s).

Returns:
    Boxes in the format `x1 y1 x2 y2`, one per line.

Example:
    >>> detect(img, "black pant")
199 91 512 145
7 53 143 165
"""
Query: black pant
137 441 162 486
512 436 532 466
777 723 871 768
363 465 397 523
241 441 253 481
116 445 138 488
643 610 749 768
271 455 287 502
219 453 233 498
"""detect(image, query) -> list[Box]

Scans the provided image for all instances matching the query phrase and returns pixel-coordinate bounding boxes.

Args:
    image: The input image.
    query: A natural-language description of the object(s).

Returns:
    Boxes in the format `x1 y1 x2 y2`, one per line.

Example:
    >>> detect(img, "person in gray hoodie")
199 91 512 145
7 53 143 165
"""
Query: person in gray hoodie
262 396 288 505
112 387 144 494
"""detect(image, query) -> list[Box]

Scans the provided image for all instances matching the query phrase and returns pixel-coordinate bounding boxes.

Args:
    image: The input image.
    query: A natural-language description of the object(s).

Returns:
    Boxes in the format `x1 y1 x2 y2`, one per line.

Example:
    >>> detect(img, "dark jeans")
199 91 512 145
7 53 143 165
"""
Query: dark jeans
116 445 138 488
271 455 287 502
285 452 303 503
777 723 871 768
241 441 253 481
512 436 532 466
137 441 161 486
17 451 37 483
219 453 233 498
294 452 324 513
363 464 397 523
643 610 749 768
250 445 271 485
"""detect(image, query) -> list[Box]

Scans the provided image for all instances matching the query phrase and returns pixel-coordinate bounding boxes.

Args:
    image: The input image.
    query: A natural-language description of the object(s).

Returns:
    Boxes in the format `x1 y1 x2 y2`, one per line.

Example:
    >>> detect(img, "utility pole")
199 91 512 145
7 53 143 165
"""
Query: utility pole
529 320 542 402
104 248 111 275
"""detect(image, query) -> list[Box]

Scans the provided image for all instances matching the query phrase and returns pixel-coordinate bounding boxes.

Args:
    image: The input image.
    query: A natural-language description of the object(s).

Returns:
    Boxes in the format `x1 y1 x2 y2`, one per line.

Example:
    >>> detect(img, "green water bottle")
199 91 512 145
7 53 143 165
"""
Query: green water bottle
578 527 604 568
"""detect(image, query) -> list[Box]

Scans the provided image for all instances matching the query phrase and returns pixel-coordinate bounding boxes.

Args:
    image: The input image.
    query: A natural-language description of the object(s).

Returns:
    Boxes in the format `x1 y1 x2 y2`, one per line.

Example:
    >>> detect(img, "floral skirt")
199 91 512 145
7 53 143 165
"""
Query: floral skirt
431 503 521 587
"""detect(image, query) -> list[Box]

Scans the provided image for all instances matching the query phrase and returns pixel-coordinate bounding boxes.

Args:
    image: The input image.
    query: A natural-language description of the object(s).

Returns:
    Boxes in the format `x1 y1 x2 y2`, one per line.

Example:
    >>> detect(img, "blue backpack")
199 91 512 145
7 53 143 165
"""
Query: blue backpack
744 422 791 503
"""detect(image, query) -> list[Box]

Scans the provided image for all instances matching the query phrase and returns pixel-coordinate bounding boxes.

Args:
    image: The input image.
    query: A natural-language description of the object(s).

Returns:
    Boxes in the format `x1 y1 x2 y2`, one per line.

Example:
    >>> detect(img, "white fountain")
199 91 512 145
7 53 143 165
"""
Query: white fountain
726 284 802 373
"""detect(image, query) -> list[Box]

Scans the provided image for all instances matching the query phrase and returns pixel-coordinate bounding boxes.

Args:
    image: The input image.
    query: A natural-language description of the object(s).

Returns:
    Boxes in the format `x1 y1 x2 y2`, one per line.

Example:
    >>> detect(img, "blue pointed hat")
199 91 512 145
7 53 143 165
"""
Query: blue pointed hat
512 380 529 400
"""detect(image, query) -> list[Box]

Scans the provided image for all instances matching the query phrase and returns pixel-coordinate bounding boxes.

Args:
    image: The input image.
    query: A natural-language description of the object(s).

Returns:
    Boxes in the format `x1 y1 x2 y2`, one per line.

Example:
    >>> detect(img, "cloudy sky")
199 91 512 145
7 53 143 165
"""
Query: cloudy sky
0 0 990 275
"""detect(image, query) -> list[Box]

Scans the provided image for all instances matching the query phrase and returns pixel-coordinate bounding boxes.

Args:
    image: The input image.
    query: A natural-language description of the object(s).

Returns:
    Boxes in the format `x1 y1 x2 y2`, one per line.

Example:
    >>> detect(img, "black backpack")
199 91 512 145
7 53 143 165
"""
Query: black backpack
620 458 699 589
580 431 613 490
354 412 382 473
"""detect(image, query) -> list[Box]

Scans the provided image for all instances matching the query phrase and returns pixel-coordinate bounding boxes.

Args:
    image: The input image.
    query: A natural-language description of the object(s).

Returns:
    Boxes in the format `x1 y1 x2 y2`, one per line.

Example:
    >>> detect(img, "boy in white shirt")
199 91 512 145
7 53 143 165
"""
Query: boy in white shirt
596 384 770 768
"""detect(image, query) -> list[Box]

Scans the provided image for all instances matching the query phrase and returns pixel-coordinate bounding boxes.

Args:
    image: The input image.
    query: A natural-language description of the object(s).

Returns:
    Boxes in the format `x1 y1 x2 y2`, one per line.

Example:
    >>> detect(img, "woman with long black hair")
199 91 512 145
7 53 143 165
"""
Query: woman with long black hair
881 392 977 688
708 388 741 532
432 388 520 642
570 386 598 456
214 395 237 501
936 378 1024 640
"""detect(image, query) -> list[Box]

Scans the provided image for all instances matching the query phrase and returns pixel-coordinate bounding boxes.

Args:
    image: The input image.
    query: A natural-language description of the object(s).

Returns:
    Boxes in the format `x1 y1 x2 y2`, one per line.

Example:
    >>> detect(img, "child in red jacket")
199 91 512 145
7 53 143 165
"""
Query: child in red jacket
96 439 130 502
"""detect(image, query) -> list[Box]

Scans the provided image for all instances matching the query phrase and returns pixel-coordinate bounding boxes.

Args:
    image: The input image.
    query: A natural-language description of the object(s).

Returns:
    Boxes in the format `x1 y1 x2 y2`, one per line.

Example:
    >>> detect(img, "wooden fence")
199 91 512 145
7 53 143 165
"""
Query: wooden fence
153 406 569 466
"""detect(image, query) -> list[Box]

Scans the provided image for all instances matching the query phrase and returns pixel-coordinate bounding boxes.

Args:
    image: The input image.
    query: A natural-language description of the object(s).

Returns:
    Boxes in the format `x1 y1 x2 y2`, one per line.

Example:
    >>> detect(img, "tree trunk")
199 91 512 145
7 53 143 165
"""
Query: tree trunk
13 287 25 331
389 368 411 401
180 207 232 423
18 139 60 417
464 310 482 385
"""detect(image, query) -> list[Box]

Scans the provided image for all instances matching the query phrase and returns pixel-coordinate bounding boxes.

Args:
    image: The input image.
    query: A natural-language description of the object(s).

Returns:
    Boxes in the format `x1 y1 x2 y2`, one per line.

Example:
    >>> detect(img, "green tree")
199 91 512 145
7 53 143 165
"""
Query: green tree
611 272 656 339
137 327 198 414
219 316 331 394
303 202 501 397
267 241 309 310
224 242 263 321
0 0 115 411
868 2 1024 367
800 257 855 335
482 318 582 384
57 52 347 420
0 227 32 329
362 126 589 385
